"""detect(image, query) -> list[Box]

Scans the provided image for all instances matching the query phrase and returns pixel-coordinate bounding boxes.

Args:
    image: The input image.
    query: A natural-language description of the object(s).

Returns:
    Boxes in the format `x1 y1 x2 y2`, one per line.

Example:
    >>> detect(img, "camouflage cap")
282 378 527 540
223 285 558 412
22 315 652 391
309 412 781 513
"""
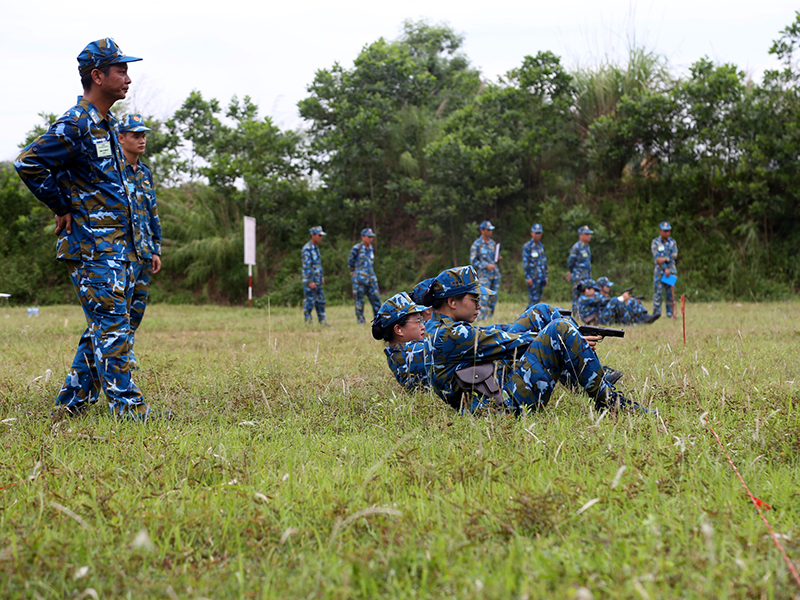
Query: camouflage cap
309 226 326 236
577 225 594 235
479 220 495 230
374 292 430 329
531 223 543 233
409 278 434 305
361 228 376 237
77 38 142 77
597 276 614 287
118 114 151 133
431 266 496 299
659 221 672 231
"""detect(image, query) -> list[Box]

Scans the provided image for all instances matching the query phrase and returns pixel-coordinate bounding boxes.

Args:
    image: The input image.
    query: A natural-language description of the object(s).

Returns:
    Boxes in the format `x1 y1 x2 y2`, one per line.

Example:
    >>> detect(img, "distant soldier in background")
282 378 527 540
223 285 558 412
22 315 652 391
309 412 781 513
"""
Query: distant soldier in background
652 221 678 318
14 38 158 420
348 227 381 324
576 280 602 324
302 226 328 325
118 114 162 366
522 223 548 308
470 220 501 320
596 276 659 325
567 225 593 316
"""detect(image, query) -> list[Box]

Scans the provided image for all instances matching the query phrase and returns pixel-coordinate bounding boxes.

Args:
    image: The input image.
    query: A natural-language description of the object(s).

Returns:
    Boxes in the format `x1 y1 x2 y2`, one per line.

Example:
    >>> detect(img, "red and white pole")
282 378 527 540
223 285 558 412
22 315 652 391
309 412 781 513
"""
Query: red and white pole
248 264 253 308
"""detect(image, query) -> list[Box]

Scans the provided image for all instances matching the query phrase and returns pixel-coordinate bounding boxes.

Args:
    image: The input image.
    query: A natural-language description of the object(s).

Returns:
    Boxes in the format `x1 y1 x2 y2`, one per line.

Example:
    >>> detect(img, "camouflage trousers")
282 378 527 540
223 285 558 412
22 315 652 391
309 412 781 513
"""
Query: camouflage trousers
56 260 144 414
352 280 381 324
653 276 675 317
476 270 500 320
129 259 152 363
474 319 609 414
526 277 546 308
303 284 327 323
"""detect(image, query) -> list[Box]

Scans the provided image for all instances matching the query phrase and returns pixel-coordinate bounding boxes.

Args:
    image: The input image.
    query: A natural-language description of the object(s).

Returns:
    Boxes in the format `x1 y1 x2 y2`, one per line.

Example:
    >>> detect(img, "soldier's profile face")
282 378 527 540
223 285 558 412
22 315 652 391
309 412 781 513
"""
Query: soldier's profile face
98 63 130 101
532 232 542 241
579 233 592 243
311 233 323 244
361 235 374 245
451 293 480 322
481 228 493 238
395 313 425 342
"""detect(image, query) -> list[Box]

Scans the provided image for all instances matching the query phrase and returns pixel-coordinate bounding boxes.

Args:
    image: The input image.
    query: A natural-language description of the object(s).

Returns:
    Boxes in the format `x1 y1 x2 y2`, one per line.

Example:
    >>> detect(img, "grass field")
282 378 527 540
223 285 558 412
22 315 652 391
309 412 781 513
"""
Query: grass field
1 299 799 599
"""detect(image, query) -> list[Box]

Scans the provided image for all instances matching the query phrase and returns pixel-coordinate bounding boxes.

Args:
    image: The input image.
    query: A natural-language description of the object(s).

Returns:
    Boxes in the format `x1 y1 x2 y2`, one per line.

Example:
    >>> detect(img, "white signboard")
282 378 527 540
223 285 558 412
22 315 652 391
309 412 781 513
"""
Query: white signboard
244 216 257 265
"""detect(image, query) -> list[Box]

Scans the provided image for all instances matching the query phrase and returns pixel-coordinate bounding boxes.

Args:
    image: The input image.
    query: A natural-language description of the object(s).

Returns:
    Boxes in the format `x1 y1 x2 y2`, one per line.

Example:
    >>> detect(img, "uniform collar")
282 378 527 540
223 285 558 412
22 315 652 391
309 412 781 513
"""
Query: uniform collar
78 97 116 126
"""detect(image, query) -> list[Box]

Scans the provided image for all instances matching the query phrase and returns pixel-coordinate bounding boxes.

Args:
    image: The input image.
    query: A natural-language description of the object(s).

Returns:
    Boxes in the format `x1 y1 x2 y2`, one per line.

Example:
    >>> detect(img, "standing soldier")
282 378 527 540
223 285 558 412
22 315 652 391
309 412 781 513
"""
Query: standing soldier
651 221 678 318
522 223 548 308
118 114 162 367
567 225 593 316
14 38 158 420
470 220 501 320
302 226 328 325
348 227 381 324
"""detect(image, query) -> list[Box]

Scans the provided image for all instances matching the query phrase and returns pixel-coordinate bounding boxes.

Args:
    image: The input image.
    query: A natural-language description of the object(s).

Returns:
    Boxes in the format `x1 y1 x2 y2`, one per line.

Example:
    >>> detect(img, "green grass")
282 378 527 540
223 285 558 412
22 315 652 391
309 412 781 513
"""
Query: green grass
1 299 799 598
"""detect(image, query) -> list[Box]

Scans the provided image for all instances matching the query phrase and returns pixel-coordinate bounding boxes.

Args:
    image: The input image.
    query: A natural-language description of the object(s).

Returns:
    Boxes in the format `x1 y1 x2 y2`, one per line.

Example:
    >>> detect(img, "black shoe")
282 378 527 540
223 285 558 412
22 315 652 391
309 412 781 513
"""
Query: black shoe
596 391 656 415
51 403 92 421
603 368 624 387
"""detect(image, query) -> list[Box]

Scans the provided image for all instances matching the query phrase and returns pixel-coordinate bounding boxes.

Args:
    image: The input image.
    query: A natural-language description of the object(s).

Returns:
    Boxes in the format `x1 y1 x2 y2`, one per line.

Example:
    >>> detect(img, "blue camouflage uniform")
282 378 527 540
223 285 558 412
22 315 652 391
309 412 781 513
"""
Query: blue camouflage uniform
14 38 147 417
522 224 548 307
424 266 617 414
596 277 651 325
568 226 593 316
119 115 162 365
302 226 327 324
385 341 428 392
577 285 603 324
470 221 500 320
651 222 678 317
375 293 431 392
349 228 381 324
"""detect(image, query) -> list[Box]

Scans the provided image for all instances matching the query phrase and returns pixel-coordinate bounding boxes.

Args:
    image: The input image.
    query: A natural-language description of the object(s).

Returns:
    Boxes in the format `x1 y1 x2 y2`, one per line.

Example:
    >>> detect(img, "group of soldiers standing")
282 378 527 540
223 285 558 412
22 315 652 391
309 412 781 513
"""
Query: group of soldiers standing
303 219 679 328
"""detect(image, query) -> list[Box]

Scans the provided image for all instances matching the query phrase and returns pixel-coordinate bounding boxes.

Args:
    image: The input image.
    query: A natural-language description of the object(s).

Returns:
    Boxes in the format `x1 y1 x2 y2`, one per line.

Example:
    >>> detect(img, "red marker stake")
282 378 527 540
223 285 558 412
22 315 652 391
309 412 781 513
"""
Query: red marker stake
681 294 686 345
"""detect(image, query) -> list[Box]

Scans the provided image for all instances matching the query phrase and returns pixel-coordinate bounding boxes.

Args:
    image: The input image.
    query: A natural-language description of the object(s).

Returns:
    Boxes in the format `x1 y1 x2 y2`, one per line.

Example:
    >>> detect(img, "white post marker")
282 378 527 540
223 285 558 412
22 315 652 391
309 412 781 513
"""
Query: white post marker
244 216 257 308
494 242 500 264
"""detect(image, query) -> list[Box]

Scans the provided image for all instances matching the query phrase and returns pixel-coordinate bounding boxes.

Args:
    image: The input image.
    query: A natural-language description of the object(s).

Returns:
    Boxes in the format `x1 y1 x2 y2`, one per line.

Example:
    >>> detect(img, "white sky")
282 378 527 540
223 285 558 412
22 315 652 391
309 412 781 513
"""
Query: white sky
1 0 796 161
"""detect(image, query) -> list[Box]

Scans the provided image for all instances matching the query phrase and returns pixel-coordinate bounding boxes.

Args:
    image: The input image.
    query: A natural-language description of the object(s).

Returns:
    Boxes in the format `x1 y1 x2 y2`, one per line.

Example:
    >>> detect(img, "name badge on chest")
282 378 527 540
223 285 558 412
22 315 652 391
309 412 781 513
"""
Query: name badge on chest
94 138 112 158
531 251 539 258
658 245 665 252
581 251 588 258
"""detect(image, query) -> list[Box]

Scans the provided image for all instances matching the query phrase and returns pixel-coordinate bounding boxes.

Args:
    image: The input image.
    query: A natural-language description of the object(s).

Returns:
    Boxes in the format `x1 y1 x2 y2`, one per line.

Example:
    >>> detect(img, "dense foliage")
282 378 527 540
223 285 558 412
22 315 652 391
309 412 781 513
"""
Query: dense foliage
3 16 800 305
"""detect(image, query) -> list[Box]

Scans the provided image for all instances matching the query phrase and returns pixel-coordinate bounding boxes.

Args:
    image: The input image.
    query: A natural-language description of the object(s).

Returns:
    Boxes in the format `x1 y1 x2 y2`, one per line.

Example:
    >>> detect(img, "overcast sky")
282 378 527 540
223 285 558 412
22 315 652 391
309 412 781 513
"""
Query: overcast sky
1 0 796 161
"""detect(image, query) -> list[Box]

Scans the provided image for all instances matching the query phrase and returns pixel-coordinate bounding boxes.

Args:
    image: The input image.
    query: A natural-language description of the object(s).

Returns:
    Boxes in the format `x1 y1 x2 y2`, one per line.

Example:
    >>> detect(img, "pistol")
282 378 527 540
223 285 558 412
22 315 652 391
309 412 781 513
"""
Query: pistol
578 325 625 338
558 308 572 317
622 286 635 294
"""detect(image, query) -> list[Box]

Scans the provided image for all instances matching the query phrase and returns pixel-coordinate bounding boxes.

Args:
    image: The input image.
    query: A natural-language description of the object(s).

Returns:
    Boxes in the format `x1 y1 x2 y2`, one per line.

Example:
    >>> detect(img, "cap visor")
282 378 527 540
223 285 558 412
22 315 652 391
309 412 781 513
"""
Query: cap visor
478 285 496 296
113 56 143 64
